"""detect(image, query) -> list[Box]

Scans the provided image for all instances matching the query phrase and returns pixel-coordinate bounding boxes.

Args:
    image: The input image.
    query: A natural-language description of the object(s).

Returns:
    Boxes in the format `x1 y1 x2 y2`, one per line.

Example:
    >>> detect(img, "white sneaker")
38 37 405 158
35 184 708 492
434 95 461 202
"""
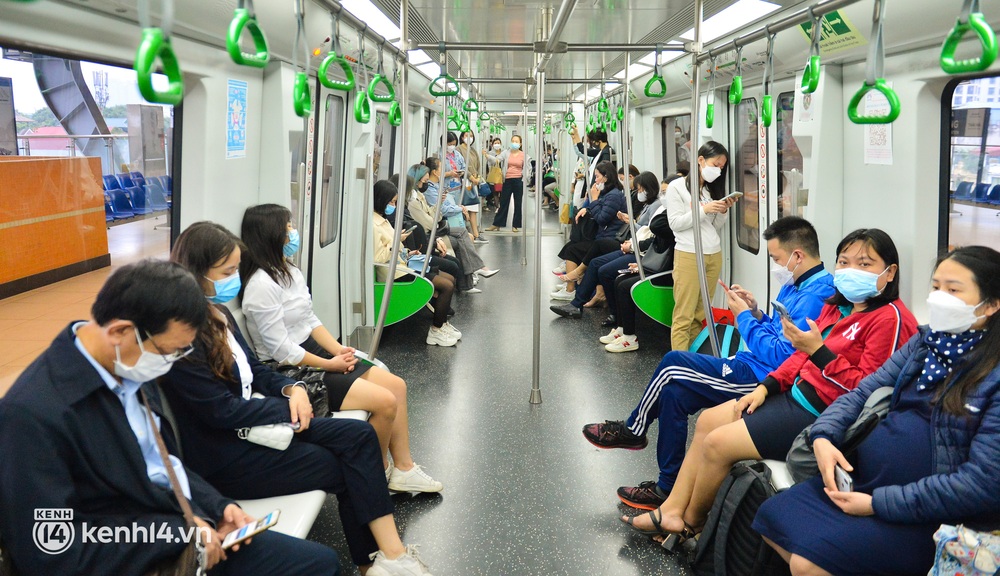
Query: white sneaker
552 262 567 274
426 327 458 347
388 464 444 493
368 545 434 576
464 287 483 294
442 322 462 339
473 274 479 286
476 268 499 278
599 327 624 344
553 282 566 292
550 288 575 301
605 334 639 353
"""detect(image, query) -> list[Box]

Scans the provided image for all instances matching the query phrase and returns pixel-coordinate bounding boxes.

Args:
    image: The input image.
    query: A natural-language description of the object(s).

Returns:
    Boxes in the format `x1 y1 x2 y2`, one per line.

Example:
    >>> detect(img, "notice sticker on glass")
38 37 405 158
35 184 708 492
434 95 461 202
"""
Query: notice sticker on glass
863 82 893 165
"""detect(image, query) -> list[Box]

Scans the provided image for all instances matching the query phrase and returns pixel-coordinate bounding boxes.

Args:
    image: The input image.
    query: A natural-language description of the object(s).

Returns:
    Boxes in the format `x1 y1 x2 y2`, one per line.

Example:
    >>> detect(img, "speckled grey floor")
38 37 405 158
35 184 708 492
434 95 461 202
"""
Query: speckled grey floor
309 203 696 575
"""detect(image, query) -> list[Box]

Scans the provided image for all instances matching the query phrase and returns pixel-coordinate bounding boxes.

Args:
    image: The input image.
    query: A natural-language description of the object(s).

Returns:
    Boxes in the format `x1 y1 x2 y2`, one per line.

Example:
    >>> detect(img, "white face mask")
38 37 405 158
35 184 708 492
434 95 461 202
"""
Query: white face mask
464 138 473 145
637 191 647 203
493 144 502 151
447 145 456 153
926 290 986 334
596 182 605 191
114 329 189 383
701 165 722 183
770 253 800 287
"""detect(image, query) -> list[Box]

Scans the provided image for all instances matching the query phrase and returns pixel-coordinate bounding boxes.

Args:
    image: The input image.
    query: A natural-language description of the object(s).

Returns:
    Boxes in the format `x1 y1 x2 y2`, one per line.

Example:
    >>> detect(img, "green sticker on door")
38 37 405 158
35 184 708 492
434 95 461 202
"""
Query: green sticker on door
798 10 867 55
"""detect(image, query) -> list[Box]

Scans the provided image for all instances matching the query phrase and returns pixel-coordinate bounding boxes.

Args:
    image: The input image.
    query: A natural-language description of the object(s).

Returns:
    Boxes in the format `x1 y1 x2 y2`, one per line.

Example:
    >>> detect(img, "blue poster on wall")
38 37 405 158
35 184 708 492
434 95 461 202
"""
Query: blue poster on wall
227 79 247 159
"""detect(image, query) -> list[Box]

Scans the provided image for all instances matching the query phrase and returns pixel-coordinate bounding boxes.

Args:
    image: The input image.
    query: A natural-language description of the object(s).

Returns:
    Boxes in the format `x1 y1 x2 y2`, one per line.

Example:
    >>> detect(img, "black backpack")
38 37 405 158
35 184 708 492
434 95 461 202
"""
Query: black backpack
690 462 791 576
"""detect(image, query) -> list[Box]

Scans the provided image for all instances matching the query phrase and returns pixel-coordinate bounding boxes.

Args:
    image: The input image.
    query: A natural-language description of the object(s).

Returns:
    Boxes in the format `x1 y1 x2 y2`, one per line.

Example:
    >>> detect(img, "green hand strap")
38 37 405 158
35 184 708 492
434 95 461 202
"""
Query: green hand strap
135 28 184 105
761 95 774 128
354 91 371 123
388 101 402 127
941 1 997 74
227 6 269 68
706 103 715 129
293 71 311 117
463 98 479 112
429 73 460 97
367 74 395 102
847 79 900 124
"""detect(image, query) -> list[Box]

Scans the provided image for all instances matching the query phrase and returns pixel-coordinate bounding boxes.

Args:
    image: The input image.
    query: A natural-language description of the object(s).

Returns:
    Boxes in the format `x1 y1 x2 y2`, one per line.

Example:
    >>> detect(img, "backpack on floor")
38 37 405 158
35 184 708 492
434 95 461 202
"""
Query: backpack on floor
690 462 790 576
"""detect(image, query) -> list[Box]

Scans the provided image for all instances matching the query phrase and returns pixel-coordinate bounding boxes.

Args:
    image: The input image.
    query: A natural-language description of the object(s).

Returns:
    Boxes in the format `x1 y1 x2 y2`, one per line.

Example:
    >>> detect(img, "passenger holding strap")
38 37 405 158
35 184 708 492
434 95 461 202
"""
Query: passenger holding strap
941 0 998 73
134 0 184 105
847 0 900 125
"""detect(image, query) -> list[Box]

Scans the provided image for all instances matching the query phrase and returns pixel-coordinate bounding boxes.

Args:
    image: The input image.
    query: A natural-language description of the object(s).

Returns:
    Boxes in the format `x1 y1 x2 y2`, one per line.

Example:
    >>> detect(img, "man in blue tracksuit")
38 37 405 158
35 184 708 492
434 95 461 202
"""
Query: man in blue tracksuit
582 217 836 510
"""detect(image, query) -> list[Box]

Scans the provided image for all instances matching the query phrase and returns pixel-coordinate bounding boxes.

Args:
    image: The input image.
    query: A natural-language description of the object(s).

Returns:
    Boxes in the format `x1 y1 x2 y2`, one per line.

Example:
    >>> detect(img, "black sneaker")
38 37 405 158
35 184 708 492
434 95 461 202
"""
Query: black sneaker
601 314 617 327
582 420 647 450
550 303 582 319
617 481 667 511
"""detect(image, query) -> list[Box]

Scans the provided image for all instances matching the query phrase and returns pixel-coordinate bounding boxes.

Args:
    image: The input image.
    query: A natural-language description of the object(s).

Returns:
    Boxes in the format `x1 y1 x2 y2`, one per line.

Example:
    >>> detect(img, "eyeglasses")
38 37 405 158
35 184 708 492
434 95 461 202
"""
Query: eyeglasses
141 330 195 363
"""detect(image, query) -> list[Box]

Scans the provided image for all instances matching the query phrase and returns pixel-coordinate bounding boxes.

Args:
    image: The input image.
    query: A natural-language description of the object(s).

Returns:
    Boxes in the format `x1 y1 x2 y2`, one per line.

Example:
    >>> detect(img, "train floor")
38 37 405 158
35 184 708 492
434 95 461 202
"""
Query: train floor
313 202 697 575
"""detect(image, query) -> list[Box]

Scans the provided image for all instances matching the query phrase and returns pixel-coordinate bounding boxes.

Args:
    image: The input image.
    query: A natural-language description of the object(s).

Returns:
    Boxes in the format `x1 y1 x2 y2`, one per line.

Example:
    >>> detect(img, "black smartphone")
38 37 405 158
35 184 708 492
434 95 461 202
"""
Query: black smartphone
771 300 792 322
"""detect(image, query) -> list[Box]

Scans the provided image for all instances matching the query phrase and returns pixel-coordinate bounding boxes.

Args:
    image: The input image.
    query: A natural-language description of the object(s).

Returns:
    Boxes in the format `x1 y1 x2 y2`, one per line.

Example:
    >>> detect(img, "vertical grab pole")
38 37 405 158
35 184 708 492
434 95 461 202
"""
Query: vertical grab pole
688 0 721 356
368 0 410 360
620 52 644 281
530 70 546 405
521 98 529 265
420 46 450 277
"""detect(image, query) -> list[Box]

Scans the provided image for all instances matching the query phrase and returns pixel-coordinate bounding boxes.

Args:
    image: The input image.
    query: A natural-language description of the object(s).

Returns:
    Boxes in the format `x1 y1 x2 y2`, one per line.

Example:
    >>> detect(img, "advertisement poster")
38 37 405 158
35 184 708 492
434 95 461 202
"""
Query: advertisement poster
0 77 17 156
226 79 247 159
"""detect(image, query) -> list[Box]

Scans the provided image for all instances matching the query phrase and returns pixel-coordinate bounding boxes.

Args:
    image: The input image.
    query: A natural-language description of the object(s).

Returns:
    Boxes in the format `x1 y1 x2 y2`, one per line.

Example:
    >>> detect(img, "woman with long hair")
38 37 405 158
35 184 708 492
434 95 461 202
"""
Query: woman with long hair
485 134 529 232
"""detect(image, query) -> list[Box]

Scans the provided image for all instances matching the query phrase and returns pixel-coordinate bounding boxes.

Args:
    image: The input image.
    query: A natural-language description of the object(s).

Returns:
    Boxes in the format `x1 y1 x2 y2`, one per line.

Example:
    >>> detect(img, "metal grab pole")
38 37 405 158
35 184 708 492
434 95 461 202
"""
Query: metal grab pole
688 0 721 357
620 53 644 281
521 99 528 266
368 0 410 360
420 93 450 277
530 70 545 405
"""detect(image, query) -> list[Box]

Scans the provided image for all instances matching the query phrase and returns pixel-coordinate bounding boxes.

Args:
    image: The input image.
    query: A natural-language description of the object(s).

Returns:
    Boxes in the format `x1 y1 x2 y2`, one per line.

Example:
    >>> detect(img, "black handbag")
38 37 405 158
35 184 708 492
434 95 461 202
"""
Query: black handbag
614 222 631 243
263 362 331 419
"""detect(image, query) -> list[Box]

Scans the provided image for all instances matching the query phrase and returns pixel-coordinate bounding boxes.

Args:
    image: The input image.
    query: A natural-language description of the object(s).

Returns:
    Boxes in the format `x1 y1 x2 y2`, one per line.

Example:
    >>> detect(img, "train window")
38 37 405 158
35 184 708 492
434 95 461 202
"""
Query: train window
319 94 347 247
942 76 1000 251
661 114 691 178
776 91 806 218
734 98 760 254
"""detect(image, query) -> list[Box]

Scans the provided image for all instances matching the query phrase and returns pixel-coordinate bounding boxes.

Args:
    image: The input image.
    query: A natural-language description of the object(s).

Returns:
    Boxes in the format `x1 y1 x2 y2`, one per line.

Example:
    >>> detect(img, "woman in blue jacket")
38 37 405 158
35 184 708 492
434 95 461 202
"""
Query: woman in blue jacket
754 245 1000 576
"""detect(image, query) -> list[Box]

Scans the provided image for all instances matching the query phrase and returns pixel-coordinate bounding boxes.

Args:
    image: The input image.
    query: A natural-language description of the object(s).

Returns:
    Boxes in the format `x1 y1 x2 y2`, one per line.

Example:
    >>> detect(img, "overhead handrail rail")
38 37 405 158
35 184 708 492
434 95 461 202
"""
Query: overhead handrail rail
135 0 184 105
941 0 998 74
644 43 668 98
729 43 744 105
367 40 396 103
291 0 311 117
429 43 460 97
801 7 823 94
227 0 269 68
761 30 777 127
847 0 900 124
388 58 402 126
706 56 717 128
353 26 371 123
318 10 355 91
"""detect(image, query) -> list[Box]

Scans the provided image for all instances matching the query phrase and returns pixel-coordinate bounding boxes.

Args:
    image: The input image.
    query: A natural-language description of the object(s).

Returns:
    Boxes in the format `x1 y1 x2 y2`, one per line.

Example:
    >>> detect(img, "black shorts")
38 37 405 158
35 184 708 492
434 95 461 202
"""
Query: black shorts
743 390 818 461
299 336 371 411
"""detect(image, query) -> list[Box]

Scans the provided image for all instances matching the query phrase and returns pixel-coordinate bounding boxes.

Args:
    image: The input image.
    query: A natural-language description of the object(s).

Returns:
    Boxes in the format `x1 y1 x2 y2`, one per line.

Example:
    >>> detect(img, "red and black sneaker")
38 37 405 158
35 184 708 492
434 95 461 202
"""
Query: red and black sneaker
617 481 667 511
582 420 648 450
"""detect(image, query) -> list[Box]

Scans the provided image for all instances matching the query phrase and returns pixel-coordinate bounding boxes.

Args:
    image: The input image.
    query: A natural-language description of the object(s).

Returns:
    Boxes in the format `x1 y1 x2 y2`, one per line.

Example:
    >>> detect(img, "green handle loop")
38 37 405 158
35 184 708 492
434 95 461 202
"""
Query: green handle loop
616 105 625 121
447 117 461 130
227 9 270 68
761 94 774 128
388 101 402 127
603 110 612 123
480 111 491 121
608 119 618 132
545 125 552 134
429 74 460 97
447 106 461 120
940 13 998 74
801 55 821 94
598 98 609 112
463 98 479 112
847 79 901 124
729 76 743 105
458 120 470 132
367 74 396 103
293 71 311 117
564 112 575 122
644 74 667 98
354 91 371 123
706 102 715 128
135 28 184 106
318 52 355 91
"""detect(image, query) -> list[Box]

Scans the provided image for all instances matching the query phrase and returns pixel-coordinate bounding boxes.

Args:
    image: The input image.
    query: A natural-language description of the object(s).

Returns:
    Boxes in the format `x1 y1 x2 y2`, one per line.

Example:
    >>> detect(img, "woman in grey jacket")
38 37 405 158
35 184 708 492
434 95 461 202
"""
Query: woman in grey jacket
754 245 1000 576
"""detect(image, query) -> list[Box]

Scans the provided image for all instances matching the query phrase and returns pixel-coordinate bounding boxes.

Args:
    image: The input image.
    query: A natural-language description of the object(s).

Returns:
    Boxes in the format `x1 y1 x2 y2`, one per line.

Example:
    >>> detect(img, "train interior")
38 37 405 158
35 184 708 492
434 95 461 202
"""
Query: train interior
1 0 1000 573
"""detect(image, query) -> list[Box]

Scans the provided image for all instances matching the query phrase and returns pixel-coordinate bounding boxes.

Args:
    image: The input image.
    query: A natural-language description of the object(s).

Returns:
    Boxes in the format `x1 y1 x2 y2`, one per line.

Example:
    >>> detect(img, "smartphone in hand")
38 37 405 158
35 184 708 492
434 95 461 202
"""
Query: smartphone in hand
834 465 853 493
721 191 744 202
771 300 792 322
222 510 280 550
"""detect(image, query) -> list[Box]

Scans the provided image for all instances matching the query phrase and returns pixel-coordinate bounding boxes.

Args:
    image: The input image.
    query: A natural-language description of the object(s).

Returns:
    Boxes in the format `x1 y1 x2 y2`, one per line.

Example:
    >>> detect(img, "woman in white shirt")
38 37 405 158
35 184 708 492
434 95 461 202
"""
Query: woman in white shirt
665 140 737 351
240 203 442 492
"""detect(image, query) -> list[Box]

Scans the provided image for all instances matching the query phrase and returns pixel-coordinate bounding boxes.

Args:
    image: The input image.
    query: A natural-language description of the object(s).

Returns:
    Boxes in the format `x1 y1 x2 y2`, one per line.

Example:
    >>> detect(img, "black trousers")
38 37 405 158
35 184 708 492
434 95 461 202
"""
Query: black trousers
204 418 393 567
209 530 340 575
493 179 523 228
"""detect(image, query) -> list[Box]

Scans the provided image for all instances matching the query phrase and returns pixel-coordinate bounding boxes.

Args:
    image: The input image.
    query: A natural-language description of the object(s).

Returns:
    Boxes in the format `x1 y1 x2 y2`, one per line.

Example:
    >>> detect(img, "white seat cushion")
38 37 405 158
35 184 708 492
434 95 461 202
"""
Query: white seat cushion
235 490 326 539
330 409 370 421
762 459 795 491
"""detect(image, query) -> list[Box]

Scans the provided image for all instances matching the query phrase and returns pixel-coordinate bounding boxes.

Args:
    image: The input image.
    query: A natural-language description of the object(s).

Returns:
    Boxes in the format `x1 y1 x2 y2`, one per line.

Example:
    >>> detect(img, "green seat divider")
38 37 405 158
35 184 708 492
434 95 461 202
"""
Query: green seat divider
135 28 184 105
227 8 269 68
373 269 435 326
629 271 675 327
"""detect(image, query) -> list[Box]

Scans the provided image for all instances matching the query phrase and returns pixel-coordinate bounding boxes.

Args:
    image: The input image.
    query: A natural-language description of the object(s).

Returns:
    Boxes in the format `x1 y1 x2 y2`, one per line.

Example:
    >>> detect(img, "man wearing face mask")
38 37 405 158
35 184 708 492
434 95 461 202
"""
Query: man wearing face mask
570 126 615 188
583 216 835 511
0 260 340 575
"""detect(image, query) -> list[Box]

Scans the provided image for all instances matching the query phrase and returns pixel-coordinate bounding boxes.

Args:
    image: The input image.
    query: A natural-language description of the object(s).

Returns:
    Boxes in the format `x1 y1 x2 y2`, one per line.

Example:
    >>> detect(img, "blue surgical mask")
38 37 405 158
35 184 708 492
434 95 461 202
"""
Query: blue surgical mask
283 229 300 258
834 267 888 304
206 271 241 304
385 204 396 216
511 142 521 150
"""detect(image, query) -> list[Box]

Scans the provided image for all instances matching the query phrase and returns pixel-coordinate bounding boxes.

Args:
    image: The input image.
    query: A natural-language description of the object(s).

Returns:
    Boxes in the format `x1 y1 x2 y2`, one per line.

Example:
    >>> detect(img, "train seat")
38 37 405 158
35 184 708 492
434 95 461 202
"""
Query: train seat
108 189 135 220
373 266 435 326
104 193 114 222
116 173 136 189
762 459 795 491
146 181 171 211
130 171 144 182
953 181 973 200
103 175 121 191
127 186 154 215
235 490 328 538
987 184 1000 205
629 271 676 326
974 183 991 203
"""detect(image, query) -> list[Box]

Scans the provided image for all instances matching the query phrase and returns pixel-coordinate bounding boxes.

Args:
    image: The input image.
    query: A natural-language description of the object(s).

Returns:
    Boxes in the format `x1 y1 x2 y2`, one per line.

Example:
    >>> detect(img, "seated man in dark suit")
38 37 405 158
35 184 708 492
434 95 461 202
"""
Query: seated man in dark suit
0 260 339 576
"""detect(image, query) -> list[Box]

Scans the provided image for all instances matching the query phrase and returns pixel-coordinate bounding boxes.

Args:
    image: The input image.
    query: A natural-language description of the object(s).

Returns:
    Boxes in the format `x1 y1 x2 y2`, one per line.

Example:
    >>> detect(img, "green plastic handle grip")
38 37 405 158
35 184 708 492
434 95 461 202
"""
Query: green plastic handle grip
292 72 311 117
318 53 355 91
706 102 715 129
608 119 618 132
597 98 609 112
801 55 821 94
354 91 371 124
616 105 625 121
940 13 998 74
463 98 479 112
847 79 901 124
388 101 402 127
564 112 575 122
480 111 491 121
644 74 667 98
135 28 184 106
227 9 270 68
367 74 396 103
447 117 461 130
761 95 773 128
729 76 743 105
429 74 460 97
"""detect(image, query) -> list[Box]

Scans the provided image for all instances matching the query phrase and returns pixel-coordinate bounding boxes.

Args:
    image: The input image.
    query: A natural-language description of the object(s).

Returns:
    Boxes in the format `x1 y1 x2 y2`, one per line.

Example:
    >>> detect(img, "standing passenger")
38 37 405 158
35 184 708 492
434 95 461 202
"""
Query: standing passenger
459 130 486 243
485 134 528 232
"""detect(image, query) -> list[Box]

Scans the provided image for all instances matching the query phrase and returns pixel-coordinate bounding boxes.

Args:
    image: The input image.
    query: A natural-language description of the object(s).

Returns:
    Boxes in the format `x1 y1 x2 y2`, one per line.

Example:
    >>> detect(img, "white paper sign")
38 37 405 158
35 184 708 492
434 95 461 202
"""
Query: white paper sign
863 83 893 165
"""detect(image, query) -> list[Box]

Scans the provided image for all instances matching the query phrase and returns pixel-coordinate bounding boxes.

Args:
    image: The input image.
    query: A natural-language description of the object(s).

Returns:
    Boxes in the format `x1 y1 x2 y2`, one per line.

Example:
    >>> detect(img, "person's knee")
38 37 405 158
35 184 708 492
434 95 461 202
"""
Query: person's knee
372 386 398 420
384 374 407 401
789 554 825 576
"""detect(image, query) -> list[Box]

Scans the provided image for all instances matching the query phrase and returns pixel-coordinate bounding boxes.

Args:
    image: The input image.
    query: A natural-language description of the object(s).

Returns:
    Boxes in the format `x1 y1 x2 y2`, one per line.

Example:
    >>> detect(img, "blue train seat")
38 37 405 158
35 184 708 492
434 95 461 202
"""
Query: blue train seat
103 175 121 191
146 181 170 211
109 189 135 220
130 171 144 181
104 193 114 222
116 173 135 189
953 181 973 200
974 183 991 203
987 184 1000 205
127 186 153 215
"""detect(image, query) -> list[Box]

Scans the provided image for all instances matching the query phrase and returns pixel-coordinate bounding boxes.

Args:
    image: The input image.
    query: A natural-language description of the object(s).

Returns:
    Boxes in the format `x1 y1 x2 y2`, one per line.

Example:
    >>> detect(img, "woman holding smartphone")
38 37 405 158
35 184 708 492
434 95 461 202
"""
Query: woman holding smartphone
664 141 737 352
755 246 1000 576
